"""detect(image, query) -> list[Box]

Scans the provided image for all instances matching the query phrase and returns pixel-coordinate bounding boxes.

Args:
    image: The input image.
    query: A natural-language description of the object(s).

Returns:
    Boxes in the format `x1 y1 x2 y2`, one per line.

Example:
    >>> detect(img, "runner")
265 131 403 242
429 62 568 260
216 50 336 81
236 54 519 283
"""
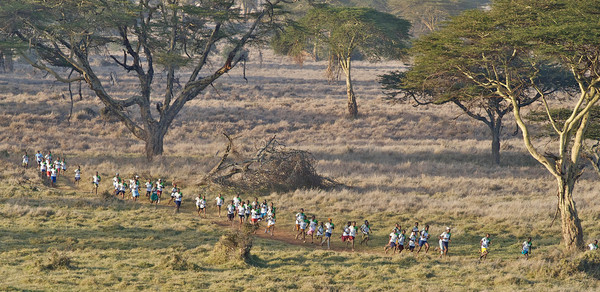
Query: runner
412 222 419 236
342 222 351 247
397 229 406 254
237 201 246 225
416 224 430 255
117 180 126 199
244 200 251 222
321 218 334 249
306 215 318 244
250 206 260 225
480 233 491 261
316 221 324 244
145 180 153 199
131 178 140 201
215 194 224 217
150 186 159 205
440 227 452 258
74 166 81 185
521 237 532 260
226 201 235 225
40 162 47 179
50 166 57 187
22 152 29 168
196 195 206 217
92 171 101 195
384 229 398 254
265 212 276 236
295 208 306 231
348 221 357 251
156 179 164 203
168 183 178 205
260 200 268 219
173 188 182 213
296 217 308 242
408 231 417 253
113 173 120 196
61 159 66 174
360 220 371 246
35 151 43 166
588 240 598 251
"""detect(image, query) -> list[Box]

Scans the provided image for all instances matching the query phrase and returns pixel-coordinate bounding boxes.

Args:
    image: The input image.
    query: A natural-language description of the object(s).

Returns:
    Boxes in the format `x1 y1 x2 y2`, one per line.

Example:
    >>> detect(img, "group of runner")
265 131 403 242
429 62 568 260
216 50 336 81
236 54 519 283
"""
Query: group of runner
218 194 277 236
27 150 71 188
22 152 600 257
291 208 372 251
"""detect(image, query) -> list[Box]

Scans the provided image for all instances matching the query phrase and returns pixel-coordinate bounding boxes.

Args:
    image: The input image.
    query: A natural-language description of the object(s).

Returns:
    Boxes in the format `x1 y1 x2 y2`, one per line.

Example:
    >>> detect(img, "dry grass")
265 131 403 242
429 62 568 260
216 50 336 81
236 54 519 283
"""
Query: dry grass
0 50 599 290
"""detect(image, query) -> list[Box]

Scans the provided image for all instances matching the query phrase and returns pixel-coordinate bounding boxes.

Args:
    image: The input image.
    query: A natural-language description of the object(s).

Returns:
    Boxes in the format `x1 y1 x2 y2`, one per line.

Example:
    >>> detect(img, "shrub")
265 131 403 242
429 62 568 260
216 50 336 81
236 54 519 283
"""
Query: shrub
37 251 72 270
208 223 258 266
162 247 199 271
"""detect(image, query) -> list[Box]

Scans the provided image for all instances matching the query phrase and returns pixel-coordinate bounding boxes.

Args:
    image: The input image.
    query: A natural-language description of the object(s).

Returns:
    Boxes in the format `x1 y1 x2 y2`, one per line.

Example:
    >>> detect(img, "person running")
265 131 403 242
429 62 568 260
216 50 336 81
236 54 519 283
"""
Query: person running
360 220 371 246
22 152 29 168
265 213 276 236
316 221 324 243
45 151 52 164
74 166 81 185
117 180 126 199
50 166 57 187
92 171 101 195
35 151 43 166
131 178 140 201
113 173 121 196
173 188 183 213
440 227 451 258
167 183 177 205
321 218 334 249
196 195 206 217
145 180 153 199
260 200 268 219
244 200 251 222
588 240 598 251
150 186 159 205
53 158 61 176
233 195 241 208
295 208 306 232
40 162 47 179
250 207 260 225
156 179 164 203
237 201 246 225
296 218 308 242
416 224 430 255
412 222 419 236
522 237 532 260
348 221 357 251
215 194 224 217
408 231 417 253
307 215 318 244
385 229 398 254
397 229 406 254
61 159 66 174
226 201 235 225
342 222 351 246
480 233 491 261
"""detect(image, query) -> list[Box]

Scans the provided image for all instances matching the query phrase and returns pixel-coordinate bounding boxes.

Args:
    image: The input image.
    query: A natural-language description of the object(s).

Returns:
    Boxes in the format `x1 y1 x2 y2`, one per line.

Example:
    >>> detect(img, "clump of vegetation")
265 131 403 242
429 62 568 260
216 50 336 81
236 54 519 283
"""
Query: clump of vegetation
162 247 199 271
36 251 72 270
208 223 258 266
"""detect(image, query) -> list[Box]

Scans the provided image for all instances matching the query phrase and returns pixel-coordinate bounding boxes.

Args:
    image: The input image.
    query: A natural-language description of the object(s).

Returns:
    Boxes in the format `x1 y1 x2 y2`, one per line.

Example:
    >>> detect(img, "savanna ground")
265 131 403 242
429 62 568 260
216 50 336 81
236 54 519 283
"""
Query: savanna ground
1 50 599 291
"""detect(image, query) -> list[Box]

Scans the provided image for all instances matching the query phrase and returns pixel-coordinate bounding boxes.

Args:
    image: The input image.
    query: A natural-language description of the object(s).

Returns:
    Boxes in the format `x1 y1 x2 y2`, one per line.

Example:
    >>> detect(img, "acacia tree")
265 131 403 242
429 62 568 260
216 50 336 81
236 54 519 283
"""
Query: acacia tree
416 0 600 249
0 0 291 160
272 5 410 118
379 11 573 165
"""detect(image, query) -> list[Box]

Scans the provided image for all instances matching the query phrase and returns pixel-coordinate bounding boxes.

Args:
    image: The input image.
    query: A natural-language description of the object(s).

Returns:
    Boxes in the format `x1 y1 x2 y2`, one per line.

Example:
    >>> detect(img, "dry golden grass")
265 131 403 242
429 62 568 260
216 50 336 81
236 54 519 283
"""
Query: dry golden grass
0 50 599 290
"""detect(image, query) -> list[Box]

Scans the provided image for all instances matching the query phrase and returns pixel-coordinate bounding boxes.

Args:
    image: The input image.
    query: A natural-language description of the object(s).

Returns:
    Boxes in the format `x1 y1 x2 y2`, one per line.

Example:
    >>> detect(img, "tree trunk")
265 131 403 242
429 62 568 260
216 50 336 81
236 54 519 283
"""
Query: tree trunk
342 57 358 118
557 177 584 250
490 118 501 165
145 127 165 161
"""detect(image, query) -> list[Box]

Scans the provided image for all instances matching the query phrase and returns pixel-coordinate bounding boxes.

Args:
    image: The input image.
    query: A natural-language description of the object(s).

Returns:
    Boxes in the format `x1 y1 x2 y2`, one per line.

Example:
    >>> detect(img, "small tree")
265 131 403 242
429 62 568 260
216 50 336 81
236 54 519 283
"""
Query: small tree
0 0 291 160
272 4 410 118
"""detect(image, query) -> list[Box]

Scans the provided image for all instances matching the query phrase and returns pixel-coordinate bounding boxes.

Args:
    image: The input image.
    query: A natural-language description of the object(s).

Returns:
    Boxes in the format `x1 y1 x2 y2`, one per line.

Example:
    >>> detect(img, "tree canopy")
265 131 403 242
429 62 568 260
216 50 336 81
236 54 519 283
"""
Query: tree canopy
272 4 410 117
0 0 289 160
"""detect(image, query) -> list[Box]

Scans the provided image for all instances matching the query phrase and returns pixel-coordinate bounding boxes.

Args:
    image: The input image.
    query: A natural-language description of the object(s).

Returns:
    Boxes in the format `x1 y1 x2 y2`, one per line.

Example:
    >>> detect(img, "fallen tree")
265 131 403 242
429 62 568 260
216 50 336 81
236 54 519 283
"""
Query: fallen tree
203 134 339 193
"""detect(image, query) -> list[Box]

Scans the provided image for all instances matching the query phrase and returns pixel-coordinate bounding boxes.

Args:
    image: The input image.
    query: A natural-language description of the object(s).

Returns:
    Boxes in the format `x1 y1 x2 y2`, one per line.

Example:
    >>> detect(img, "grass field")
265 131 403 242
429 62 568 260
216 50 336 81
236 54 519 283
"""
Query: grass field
1 50 600 291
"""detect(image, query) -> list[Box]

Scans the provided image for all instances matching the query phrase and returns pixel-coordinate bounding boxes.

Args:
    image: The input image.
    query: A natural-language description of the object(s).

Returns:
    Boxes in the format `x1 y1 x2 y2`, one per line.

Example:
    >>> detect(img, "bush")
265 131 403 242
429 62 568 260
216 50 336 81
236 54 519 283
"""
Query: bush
162 247 199 271
208 223 258 266
37 251 72 270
